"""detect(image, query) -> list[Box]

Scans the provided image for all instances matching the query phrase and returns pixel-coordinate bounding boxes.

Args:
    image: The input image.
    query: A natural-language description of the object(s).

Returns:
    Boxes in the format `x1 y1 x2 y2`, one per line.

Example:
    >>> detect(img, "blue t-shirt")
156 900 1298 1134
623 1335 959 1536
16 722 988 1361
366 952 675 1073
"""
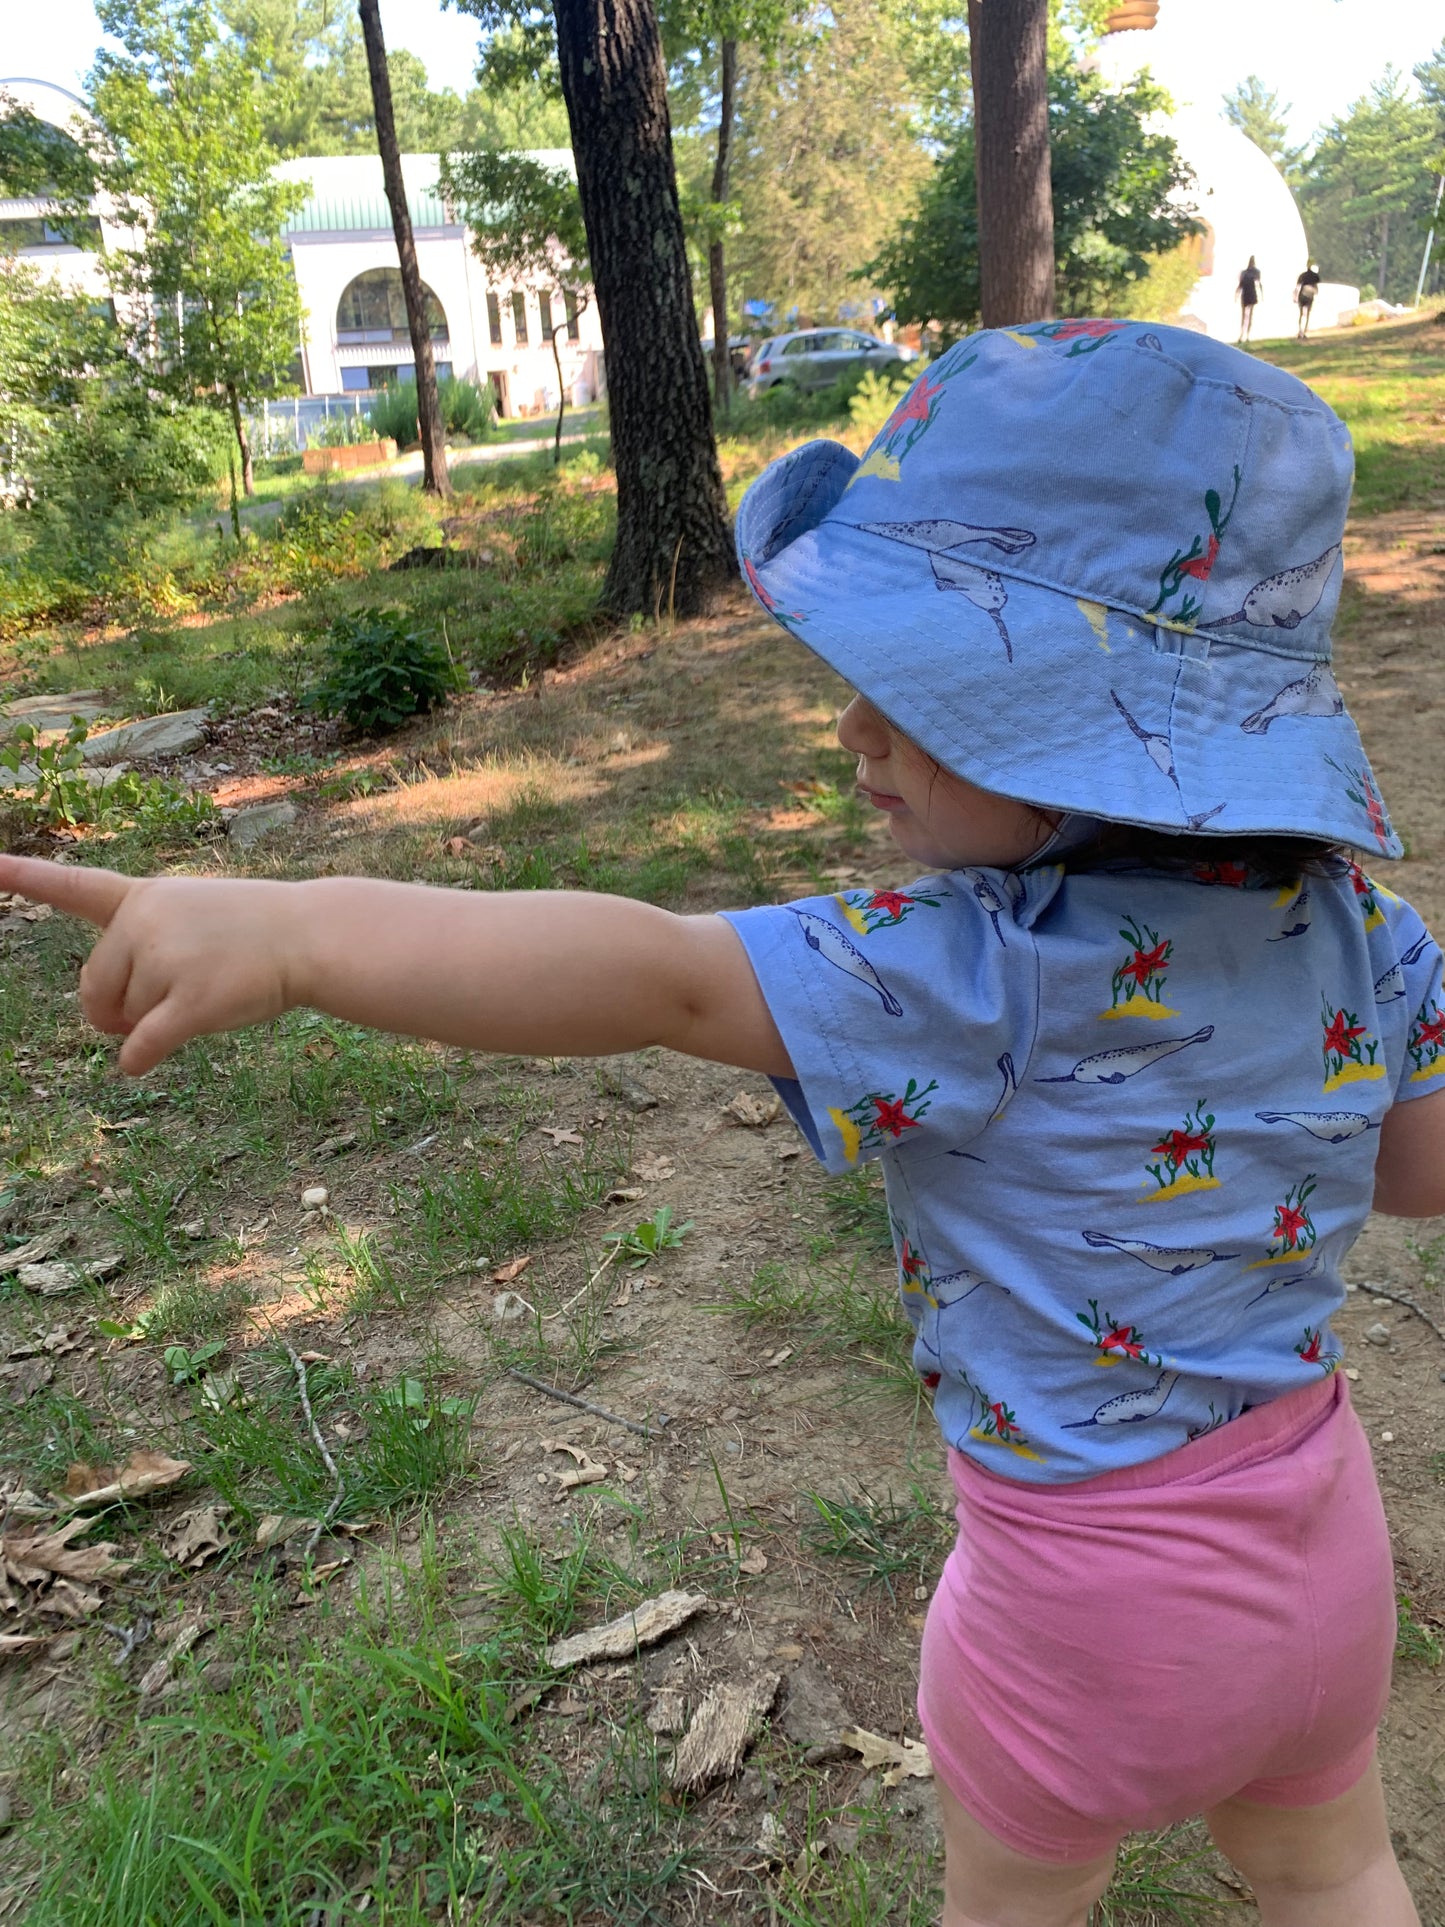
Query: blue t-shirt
721 857 1444 1484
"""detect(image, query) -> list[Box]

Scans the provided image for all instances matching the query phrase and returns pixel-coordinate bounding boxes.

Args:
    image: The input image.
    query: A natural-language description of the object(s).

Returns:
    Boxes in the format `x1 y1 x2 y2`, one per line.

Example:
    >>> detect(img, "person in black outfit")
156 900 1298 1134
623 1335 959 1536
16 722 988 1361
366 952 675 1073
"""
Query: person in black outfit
1236 256 1262 343
1295 262 1321 339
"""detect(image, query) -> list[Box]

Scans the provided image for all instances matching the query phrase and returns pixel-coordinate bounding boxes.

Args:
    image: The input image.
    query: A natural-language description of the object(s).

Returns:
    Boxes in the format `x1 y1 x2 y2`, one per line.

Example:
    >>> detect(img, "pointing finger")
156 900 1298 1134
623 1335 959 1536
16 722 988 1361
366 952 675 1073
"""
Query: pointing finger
0 855 135 929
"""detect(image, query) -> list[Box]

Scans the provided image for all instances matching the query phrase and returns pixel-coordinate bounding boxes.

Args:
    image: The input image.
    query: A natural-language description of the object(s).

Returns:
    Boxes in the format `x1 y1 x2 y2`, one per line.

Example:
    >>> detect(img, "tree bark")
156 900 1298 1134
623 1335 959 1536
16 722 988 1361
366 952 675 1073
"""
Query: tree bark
708 37 738 418
1377 210 1389 301
225 380 255 501
554 0 734 618
966 0 1054 327
357 0 450 497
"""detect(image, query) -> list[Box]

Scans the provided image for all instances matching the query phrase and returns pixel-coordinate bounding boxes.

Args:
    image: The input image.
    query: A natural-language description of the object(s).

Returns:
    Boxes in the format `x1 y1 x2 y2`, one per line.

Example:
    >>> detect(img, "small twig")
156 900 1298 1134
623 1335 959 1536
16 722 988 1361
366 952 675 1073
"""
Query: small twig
505 1368 668 1439
542 1241 621 1321
284 1342 347 1554
1361 1285 1445 1345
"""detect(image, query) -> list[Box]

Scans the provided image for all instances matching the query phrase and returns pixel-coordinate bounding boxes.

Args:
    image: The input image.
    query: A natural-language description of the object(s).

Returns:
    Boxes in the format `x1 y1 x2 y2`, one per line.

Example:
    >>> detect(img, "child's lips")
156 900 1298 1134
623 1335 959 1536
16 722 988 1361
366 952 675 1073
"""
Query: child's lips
859 786 908 814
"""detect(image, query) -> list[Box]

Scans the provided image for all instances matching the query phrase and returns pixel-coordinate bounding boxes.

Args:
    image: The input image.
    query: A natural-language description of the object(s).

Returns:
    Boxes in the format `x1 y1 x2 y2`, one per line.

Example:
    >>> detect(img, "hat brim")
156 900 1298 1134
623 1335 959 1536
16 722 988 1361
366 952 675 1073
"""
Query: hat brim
737 439 1401 860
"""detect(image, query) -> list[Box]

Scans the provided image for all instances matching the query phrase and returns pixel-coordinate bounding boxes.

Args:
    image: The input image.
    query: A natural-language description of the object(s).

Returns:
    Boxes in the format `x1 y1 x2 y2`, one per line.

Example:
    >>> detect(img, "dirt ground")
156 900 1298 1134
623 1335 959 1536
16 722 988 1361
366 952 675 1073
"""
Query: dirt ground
3 492 1444 1923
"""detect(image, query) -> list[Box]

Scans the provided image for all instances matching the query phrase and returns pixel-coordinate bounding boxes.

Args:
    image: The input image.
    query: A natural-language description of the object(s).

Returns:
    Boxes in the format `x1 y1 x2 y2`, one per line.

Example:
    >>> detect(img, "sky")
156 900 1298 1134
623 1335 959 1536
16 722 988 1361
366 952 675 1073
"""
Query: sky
3 0 1440 149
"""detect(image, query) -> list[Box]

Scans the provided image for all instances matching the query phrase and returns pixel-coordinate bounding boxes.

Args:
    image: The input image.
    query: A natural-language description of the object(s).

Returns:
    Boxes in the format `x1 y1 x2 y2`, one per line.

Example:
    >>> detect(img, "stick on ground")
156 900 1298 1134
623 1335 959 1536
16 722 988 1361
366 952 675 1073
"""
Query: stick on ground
506 1368 668 1439
284 1343 347 1554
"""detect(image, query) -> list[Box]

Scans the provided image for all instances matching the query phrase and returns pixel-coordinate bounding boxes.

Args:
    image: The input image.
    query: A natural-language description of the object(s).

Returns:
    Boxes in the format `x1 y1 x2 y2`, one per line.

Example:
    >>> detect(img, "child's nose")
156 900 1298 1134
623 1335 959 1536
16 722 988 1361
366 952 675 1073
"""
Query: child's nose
836 695 891 757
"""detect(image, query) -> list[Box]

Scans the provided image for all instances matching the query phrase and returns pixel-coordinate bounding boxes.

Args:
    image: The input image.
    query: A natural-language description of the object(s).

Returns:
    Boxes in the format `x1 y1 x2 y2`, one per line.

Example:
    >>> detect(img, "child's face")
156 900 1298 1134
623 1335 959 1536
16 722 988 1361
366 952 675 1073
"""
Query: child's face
837 694 1058 870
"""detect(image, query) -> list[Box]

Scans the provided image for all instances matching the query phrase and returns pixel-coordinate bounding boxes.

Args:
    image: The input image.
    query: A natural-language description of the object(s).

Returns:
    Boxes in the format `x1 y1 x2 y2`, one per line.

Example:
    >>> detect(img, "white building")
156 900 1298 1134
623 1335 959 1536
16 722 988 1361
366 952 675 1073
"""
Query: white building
273 153 605 417
2 78 605 420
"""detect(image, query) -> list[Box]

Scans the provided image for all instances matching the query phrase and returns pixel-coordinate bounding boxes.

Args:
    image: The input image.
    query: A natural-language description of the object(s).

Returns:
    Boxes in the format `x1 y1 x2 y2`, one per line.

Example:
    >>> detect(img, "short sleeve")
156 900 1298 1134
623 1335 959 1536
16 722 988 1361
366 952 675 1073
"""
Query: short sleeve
1380 893 1445 1103
718 871 1048 1173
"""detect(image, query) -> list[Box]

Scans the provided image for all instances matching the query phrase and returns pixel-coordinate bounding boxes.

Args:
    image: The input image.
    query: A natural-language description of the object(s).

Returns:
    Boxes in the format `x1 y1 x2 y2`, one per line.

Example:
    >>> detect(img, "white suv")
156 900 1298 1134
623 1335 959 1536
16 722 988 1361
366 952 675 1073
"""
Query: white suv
747 329 917 396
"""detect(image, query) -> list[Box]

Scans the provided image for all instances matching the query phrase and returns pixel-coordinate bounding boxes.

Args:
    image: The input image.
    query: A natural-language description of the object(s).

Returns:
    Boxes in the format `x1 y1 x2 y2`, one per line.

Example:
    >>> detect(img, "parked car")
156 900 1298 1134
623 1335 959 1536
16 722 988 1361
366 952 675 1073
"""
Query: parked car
746 329 917 396
699 334 753 382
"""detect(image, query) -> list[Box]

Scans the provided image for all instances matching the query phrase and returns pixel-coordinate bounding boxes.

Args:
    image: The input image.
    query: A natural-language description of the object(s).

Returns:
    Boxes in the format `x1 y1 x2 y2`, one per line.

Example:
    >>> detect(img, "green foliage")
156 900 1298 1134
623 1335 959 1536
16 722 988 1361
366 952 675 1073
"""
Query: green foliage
0 717 219 834
847 364 913 437
85 0 306 474
303 607 463 734
366 376 497 450
1221 75 1306 182
871 60 1198 338
0 259 119 476
1298 67 1443 303
603 1206 694 1268
0 94 97 203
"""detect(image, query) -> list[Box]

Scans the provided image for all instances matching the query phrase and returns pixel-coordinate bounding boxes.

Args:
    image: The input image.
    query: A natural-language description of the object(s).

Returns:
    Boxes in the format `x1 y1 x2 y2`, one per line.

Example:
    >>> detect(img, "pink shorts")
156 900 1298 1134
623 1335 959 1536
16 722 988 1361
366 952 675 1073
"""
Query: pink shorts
918 1373 1396 1863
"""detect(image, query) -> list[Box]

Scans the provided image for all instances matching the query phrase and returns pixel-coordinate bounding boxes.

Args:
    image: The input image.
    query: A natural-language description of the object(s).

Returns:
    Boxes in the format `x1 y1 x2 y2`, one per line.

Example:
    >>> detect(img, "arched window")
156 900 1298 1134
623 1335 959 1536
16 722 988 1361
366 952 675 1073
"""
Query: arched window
336 270 447 345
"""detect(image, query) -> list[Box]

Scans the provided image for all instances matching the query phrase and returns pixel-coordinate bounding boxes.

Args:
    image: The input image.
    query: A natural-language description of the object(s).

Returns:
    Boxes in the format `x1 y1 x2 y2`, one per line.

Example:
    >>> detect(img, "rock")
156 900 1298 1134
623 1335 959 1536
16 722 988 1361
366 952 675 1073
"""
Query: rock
599 1062 661 1113
226 799 298 848
0 691 108 739
300 1185 329 1211
779 1660 853 1757
1380 1430 1394 1444
81 710 209 766
1363 1322 1391 1347
492 1290 530 1323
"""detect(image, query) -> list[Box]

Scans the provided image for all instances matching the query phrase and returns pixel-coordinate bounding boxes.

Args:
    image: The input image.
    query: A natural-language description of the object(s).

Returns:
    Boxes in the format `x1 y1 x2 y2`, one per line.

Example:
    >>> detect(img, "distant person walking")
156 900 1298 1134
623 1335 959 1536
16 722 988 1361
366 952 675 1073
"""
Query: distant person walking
1295 261 1321 339
1236 256 1262 343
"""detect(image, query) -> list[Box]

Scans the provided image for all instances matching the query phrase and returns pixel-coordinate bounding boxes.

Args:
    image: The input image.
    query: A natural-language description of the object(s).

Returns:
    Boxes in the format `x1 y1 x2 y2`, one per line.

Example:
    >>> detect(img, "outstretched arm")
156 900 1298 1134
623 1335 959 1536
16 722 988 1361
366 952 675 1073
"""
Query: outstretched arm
0 857 793 1080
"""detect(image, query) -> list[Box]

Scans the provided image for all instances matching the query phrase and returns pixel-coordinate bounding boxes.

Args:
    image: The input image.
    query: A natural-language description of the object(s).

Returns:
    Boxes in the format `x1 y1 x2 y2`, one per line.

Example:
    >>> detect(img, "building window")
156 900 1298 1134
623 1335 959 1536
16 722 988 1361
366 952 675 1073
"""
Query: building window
336 268 447 345
511 290 528 345
564 290 580 342
486 291 502 345
363 361 452 390
538 290 553 341
340 366 370 392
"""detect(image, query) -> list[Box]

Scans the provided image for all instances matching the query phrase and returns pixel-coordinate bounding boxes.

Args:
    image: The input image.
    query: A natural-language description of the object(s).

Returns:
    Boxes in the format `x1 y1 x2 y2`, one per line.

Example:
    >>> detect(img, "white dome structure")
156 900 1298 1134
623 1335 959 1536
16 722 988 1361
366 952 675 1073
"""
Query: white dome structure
0 75 120 301
1168 107 1312 343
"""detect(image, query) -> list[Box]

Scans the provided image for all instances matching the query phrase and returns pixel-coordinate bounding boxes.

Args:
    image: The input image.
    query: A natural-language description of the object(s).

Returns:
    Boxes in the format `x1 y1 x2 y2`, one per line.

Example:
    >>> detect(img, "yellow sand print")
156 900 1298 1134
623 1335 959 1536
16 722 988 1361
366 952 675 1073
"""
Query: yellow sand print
1409 1056 1445 1084
1273 880 1302 906
847 448 901 487
1099 994 1178 1021
1077 599 1111 650
969 1428 1045 1463
1143 1172 1220 1203
1362 904 1385 932
829 1106 861 1166
1323 1061 1386 1094
833 893 871 936
1248 1246 1316 1270
1002 331 1039 349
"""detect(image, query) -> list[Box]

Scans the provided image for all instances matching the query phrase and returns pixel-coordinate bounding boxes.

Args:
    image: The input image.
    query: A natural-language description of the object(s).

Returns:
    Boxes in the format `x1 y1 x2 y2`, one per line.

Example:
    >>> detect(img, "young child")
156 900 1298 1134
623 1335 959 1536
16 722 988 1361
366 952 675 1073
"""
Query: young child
4 322 1442 1927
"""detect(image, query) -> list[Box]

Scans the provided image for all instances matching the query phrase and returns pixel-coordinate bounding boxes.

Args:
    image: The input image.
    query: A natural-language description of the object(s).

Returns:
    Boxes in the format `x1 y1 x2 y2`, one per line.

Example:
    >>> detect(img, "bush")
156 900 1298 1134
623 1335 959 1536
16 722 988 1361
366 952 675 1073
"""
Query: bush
366 376 495 449
308 411 375 449
847 364 916 437
303 607 464 733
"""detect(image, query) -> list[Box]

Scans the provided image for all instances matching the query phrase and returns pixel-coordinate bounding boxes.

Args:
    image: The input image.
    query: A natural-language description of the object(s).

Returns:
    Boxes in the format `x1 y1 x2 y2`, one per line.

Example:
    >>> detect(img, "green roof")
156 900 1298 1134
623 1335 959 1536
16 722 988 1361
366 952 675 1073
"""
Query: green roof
273 150 574 237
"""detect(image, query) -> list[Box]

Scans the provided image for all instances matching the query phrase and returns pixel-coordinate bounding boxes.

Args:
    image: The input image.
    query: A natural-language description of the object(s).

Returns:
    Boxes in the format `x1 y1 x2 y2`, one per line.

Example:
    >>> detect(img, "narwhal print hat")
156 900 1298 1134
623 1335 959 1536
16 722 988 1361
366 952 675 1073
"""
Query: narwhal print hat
735 319 1401 858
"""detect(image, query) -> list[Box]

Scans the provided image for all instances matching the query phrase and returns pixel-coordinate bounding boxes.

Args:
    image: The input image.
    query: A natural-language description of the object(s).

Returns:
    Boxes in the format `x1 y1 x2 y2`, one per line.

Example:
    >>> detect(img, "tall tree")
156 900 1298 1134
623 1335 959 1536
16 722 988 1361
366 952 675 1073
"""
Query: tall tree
967 0 1053 325
457 0 733 617
85 0 305 503
1221 75 1305 182
357 0 449 497
1301 69 1440 301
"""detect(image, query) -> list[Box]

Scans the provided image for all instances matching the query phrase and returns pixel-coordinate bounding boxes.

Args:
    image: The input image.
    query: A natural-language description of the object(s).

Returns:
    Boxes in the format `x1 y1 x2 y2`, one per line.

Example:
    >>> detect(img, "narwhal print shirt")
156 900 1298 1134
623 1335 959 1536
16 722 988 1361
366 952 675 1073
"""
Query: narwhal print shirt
720 858 1444 1483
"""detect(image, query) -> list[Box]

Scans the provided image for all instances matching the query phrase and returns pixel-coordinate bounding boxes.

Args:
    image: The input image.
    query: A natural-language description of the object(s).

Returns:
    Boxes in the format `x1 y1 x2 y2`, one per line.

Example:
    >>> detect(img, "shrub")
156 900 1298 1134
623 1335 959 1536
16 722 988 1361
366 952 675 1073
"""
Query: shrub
303 607 464 733
847 365 915 438
366 376 495 449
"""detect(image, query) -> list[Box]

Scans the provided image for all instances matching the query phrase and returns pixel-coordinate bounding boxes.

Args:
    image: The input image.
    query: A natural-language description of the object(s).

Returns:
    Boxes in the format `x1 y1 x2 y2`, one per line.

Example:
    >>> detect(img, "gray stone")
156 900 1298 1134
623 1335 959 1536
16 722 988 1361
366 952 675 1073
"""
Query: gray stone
778 1660 852 1752
1363 1322 1391 1347
0 691 108 740
82 710 209 765
226 799 298 848
0 761 132 793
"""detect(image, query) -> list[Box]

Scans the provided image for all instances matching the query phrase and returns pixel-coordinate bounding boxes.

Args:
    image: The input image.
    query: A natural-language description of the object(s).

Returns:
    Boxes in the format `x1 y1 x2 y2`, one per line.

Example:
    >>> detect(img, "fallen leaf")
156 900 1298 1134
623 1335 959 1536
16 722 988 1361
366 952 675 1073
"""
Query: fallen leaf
539 1126 583 1147
444 835 473 857
634 1156 675 1182
162 1505 232 1570
1 1357 55 1401
0 1632 52 1655
604 1185 645 1205
255 1514 312 1549
3 1517 132 1587
137 1614 211 1698
766 1346 794 1370
41 1577 102 1619
776 1143 802 1161
614 1460 638 1484
61 1451 191 1510
723 1092 781 1129
556 1464 609 1492
540 1439 591 1464
545 1590 709 1670
491 1254 533 1284
738 1547 768 1576
839 1726 933 1787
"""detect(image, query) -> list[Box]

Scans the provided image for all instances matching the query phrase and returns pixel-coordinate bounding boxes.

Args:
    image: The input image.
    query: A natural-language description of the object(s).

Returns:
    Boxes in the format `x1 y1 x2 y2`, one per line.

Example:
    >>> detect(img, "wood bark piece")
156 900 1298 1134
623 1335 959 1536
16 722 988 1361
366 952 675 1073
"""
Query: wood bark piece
967 0 1054 326
545 1588 708 1670
670 1671 780 1793
553 0 734 615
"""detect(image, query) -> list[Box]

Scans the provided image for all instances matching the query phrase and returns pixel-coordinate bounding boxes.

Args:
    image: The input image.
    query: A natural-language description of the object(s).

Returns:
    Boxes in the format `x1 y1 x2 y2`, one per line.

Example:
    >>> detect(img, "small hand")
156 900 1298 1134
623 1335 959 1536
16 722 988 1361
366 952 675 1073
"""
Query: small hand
0 855 303 1074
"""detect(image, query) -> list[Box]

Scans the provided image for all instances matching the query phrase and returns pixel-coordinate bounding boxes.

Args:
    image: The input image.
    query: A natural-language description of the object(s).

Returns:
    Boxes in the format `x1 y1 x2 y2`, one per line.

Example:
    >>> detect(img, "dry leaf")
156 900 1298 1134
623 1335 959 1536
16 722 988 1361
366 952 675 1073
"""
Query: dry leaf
539 1126 583 1147
162 1505 231 1570
444 835 473 857
545 1590 709 1670
767 1346 794 1370
839 1726 933 1787
633 1156 675 1182
491 1254 533 1284
4 1516 132 1588
540 1439 590 1464
604 1185 645 1205
0 1229 68 1274
723 1092 781 1129
738 1547 768 1576
0 1632 52 1655
254 1514 312 1549
2 1357 55 1401
42 1577 102 1619
613 1460 638 1484
556 1464 608 1492
61 1451 190 1510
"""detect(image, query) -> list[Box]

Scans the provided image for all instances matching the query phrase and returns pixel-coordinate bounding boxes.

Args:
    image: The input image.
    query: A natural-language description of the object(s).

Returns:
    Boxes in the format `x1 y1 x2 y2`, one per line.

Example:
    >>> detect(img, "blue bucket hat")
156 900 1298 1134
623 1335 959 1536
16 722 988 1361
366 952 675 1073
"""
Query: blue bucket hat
736 319 1400 858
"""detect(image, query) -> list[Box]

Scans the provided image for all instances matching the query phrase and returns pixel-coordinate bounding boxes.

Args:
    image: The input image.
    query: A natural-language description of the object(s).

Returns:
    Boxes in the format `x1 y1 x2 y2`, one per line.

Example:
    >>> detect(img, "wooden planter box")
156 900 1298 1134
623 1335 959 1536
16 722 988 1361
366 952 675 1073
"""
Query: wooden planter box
301 439 398 474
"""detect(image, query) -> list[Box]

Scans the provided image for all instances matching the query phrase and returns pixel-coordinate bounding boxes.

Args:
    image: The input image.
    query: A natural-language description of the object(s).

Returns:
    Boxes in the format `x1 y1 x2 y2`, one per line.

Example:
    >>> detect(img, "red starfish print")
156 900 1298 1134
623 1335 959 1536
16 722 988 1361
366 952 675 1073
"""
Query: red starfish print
867 890 915 918
1297 1330 1324 1364
872 1095 922 1138
1121 941 1169 987
1051 320 1125 341
988 1401 1020 1439
1152 1128 1210 1167
1417 1013 1445 1051
921 1371 941 1390
1322 1010 1366 1059
882 371 944 437
1274 1202 1310 1248
899 1241 927 1280
1345 862 1370 897
1099 1327 1144 1360
1179 534 1221 583
1195 860 1250 887
742 556 778 612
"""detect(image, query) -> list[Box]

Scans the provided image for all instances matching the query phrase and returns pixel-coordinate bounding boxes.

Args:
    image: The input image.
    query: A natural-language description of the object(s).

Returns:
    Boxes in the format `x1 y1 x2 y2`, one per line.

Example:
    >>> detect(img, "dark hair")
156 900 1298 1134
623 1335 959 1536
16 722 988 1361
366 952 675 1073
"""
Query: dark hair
1060 825 1344 891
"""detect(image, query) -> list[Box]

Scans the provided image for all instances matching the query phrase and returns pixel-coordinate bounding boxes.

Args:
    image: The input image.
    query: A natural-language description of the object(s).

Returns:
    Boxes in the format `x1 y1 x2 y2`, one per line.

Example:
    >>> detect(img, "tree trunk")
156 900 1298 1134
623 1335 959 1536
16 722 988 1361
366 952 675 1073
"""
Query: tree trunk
1377 210 1389 302
966 0 1054 327
551 317 568 463
554 0 734 618
708 37 738 418
225 381 255 500
357 0 450 497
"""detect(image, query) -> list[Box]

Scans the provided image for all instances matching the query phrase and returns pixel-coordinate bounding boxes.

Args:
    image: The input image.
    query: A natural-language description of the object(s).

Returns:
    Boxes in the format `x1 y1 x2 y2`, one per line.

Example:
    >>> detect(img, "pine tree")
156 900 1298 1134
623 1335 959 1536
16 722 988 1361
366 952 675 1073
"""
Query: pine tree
1221 75 1305 182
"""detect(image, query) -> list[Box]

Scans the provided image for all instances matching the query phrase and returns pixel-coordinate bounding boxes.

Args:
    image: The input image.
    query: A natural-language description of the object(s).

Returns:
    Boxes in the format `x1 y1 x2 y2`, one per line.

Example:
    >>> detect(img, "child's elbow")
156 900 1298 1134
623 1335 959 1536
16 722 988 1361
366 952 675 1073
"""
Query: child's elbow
1370 1090 1445 1219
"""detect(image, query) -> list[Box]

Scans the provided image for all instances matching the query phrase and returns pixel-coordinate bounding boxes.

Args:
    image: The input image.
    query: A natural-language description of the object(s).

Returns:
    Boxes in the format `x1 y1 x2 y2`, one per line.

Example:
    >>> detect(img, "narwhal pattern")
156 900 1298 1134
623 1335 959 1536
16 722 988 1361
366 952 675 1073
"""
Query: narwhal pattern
722 845 1443 1483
